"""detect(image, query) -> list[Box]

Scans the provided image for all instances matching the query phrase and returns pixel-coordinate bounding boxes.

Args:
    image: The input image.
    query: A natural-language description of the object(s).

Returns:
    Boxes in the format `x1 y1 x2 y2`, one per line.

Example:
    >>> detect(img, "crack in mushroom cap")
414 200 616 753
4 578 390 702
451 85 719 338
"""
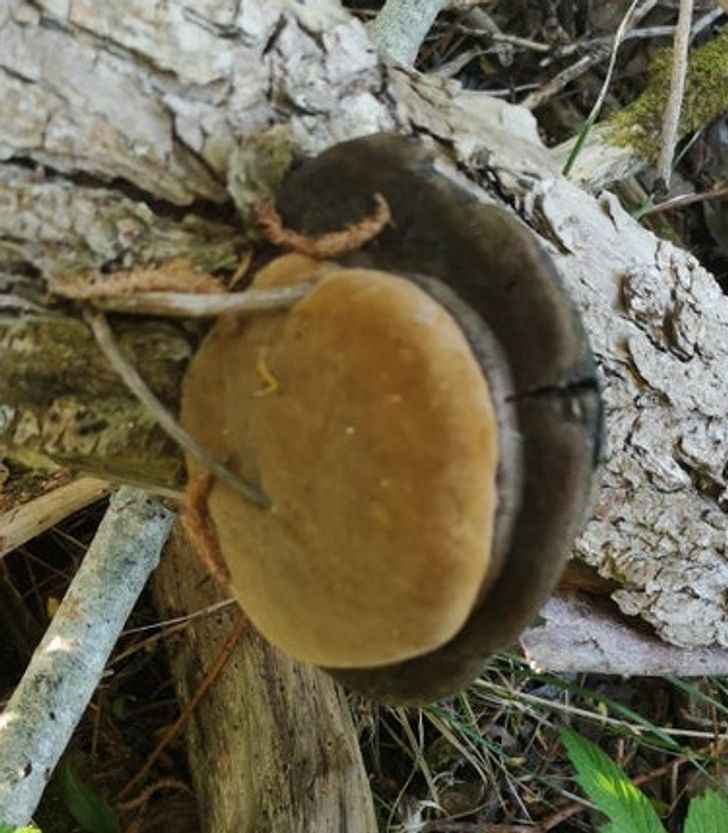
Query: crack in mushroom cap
180 254 500 668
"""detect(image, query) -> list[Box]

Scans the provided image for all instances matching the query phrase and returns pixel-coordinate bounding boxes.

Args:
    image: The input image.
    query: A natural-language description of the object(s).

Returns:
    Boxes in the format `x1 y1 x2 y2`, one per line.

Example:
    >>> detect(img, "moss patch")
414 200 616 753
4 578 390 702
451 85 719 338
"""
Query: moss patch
608 28 728 161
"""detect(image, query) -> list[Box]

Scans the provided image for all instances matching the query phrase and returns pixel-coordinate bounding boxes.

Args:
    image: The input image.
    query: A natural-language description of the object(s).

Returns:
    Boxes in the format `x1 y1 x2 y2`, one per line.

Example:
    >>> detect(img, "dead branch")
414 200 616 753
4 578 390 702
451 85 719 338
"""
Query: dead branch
0 488 174 826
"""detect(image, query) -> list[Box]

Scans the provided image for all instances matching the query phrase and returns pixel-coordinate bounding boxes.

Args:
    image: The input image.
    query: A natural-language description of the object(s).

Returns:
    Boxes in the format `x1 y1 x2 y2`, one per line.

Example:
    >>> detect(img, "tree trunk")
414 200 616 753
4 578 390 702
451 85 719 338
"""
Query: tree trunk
2 1 727 830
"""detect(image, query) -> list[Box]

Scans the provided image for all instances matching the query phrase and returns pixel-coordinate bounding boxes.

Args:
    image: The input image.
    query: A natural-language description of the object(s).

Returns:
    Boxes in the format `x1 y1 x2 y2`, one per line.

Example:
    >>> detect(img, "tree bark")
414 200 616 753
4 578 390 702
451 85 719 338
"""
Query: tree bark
1 1 727 830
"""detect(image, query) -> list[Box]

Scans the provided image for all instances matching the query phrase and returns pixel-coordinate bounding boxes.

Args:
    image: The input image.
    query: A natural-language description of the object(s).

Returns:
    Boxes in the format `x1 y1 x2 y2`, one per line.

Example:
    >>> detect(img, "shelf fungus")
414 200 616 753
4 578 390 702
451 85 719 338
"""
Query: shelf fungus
180 135 603 704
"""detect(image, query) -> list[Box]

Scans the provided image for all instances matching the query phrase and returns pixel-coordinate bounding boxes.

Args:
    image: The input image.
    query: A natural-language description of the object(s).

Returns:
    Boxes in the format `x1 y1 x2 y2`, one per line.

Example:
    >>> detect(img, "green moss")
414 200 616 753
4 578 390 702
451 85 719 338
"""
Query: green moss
608 28 728 161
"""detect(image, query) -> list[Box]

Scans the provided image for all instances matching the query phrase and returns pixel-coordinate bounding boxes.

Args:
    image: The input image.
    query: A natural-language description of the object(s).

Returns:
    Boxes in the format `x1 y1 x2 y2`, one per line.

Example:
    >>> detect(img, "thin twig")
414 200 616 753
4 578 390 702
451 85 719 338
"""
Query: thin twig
116 610 247 800
0 488 174 826
93 281 314 317
514 5 717 110
122 599 236 636
116 777 192 813
692 7 725 36
110 600 238 668
561 0 649 175
84 309 269 510
522 52 604 111
461 8 517 66
475 678 728 741
452 22 548 50
434 47 488 79
640 184 728 216
548 18 715 60
656 0 694 192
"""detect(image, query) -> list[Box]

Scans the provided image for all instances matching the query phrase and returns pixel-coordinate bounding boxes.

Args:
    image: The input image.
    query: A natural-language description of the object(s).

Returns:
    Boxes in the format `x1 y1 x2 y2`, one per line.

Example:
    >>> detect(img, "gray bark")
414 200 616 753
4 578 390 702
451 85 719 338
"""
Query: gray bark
1 0 727 829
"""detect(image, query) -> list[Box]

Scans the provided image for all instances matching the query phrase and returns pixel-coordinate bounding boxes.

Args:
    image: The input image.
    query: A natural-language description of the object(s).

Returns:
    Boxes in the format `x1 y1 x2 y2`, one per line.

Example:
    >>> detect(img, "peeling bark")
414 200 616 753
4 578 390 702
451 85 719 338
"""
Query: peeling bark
1 0 727 829
523 592 728 677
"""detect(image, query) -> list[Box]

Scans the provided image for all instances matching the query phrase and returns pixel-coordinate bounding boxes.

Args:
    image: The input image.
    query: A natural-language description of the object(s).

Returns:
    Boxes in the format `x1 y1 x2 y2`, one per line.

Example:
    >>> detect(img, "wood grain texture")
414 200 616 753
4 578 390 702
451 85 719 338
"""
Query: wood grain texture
0 476 110 557
154 526 377 833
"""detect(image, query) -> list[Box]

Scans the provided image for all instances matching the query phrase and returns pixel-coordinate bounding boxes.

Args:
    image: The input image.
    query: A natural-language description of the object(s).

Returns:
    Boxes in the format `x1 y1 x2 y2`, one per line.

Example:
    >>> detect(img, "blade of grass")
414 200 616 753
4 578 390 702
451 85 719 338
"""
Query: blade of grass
562 0 647 176
666 676 728 721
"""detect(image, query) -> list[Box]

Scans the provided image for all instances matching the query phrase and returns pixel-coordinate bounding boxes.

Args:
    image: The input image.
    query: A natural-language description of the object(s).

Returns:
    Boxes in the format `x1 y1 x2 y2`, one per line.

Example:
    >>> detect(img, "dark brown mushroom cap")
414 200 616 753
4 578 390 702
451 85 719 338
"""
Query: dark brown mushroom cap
271 134 603 703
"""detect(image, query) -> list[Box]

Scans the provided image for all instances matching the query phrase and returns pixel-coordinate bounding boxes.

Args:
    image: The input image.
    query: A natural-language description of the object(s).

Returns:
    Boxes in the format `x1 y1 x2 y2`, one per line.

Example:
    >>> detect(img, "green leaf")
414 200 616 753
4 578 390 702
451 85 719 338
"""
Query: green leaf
59 763 121 833
110 694 136 720
0 825 41 833
684 789 728 833
561 729 667 833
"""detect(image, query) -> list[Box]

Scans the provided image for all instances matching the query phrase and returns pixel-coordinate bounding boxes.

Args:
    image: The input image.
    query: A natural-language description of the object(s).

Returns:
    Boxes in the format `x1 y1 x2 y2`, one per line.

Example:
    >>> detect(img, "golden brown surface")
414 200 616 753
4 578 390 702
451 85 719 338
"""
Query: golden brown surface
181 254 499 668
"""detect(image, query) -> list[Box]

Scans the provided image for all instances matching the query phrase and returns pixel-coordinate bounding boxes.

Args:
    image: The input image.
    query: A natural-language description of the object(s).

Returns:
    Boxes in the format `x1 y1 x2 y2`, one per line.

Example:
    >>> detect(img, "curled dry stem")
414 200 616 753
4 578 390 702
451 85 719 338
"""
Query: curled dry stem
255 193 391 258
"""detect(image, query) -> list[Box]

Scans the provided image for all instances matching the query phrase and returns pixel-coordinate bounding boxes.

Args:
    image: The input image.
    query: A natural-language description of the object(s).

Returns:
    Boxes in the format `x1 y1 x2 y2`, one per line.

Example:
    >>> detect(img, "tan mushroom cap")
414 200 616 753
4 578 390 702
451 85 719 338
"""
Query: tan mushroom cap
180 254 500 668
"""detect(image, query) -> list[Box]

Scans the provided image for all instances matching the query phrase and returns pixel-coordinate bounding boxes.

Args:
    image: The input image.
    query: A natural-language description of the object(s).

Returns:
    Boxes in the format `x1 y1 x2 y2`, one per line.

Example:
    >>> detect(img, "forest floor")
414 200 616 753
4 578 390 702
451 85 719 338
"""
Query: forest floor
2 2 727 832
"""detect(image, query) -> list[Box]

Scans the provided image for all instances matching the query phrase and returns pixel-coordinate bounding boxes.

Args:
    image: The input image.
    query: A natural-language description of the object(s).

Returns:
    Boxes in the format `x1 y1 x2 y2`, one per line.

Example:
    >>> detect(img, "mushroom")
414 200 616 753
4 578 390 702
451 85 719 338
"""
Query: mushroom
180 135 603 704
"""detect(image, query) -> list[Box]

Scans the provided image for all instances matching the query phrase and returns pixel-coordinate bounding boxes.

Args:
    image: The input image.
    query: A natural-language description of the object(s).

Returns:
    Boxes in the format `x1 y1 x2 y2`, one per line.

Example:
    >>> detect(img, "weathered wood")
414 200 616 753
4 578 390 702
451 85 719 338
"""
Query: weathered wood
0 475 110 557
154 526 378 833
523 592 728 676
0 314 188 489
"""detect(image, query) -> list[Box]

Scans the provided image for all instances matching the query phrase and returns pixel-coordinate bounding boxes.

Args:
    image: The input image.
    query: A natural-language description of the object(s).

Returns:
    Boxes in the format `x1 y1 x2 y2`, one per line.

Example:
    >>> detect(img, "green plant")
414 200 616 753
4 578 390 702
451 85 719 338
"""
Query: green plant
562 728 728 833
59 763 121 833
0 826 41 833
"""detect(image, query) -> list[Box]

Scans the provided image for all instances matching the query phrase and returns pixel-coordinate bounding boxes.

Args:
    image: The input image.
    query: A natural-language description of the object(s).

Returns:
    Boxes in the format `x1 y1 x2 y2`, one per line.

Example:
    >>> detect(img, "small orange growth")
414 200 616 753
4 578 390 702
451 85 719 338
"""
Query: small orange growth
181 470 231 584
255 193 391 259
48 258 226 300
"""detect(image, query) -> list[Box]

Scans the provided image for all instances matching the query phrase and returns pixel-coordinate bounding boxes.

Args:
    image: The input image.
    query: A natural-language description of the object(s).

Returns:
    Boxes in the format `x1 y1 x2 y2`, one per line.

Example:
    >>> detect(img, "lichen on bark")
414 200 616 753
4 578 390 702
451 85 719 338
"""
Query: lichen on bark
0 315 188 489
